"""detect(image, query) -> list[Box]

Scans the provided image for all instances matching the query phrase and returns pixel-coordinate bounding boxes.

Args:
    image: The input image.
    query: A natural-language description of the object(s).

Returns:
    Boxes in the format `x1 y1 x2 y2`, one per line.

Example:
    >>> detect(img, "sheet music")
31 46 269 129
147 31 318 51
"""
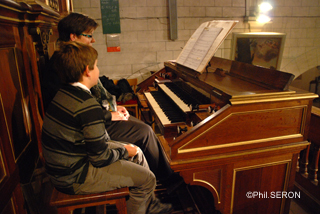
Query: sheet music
176 20 238 73
176 22 207 66
180 27 223 70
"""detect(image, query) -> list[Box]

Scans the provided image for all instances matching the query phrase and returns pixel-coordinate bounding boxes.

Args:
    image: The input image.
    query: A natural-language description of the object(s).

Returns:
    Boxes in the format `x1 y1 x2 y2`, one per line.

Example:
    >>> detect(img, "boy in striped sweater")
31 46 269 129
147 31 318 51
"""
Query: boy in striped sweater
41 42 172 214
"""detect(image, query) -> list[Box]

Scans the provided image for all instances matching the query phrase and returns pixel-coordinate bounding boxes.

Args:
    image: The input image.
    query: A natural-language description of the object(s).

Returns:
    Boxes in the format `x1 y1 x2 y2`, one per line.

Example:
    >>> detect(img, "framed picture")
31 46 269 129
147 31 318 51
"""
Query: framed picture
231 32 286 70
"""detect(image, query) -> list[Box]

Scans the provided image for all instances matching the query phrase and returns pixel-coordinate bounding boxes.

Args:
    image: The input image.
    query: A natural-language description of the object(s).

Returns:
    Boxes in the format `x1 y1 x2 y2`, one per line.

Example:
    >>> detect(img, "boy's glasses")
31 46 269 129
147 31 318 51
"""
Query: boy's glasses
80 33 93 39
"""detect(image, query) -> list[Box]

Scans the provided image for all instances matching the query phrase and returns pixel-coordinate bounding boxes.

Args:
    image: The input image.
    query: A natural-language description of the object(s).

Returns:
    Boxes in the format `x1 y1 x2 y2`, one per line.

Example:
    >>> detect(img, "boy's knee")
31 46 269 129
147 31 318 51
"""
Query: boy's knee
143 123 153 133
147 171 157 188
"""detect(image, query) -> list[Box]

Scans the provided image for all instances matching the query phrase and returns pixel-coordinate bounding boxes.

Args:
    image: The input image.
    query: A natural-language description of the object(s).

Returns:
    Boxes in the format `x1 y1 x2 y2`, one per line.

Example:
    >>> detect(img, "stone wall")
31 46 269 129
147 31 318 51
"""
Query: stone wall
73 0 320 84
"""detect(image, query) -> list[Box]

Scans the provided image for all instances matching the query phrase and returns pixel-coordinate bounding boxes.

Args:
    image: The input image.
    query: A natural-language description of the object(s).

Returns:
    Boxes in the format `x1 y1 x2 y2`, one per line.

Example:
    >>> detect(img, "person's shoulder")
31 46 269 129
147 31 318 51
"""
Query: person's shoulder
53 85 100 111
60 84 92 98
62 85 101 106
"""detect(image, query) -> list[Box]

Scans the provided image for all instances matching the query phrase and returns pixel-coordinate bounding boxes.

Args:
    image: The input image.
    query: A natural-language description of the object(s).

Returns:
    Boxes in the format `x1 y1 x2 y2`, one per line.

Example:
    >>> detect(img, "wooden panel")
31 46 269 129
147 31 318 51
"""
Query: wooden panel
182 106 303 149
0 135 9 190
170 100 308 161
229 59 294 91
0 48 32 161
0 62 17 175
0 161 21 213
0 46 29 213
233 162 289 214
165 146 305 214
0 144 6 186
180 166 224 204
309 107 320 145
0 0 66 213
0 198 15 214
0 25 16 47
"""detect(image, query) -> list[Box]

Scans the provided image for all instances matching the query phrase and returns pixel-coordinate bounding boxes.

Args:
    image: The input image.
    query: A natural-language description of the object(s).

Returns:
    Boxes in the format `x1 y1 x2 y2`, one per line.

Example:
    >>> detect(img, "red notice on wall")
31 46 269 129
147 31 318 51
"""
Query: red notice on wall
107 34 121 52
107 46 121 52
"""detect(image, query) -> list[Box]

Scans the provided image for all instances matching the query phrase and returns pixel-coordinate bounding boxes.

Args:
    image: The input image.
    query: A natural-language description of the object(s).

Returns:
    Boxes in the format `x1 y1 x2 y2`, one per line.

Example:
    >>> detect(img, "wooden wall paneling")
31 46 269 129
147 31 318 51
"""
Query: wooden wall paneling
1 198 16 214
0 83 16 176
0 47 32 163
20 24 45 155
0 182 28 214
18 0 72 16
0 0 63 213
0 137 8 188
0 45 21 210
26 27 46 118
24 14 60 166
18 24 52 214
0 133 15 213
0 46 34 213
13 183 28 214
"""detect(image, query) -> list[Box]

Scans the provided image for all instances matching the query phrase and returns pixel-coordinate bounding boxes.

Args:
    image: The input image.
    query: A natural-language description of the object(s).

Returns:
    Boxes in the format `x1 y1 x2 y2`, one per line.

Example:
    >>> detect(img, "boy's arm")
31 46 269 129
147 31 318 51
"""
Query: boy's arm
80 100 128 167
102 109 112 125
86 142 129 167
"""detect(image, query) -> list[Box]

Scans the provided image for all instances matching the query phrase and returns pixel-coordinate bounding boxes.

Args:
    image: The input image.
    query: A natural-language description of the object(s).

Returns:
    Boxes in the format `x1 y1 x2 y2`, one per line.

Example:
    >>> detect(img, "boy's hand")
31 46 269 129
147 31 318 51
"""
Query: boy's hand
124 144 138 157
111 111 128 121
117 106 130 120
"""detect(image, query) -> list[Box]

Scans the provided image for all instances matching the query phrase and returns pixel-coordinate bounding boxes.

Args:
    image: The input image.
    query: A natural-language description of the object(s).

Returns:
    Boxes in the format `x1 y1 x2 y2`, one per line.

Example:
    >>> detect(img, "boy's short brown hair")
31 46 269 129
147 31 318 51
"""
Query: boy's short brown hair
58 12 98 42
54 42 98 83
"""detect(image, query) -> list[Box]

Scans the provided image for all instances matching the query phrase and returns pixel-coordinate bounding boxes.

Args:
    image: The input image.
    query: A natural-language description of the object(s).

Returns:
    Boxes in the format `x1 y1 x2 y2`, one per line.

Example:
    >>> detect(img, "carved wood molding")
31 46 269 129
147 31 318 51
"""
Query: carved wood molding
17 0 59 12
0 0 61 25
48 0 59 11
29 27 53 55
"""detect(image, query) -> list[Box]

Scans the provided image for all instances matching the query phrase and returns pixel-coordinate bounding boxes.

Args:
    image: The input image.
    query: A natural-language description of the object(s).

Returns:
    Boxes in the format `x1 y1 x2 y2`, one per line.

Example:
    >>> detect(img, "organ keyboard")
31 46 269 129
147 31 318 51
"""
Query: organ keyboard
144 92 170 125
157 83 190 112
138 56 318 214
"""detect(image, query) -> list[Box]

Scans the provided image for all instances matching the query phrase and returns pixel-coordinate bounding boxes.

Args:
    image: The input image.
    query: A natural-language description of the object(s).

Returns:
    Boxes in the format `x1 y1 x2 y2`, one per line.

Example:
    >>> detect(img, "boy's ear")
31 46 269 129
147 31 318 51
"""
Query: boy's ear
70 33 77 41
84 65 90 77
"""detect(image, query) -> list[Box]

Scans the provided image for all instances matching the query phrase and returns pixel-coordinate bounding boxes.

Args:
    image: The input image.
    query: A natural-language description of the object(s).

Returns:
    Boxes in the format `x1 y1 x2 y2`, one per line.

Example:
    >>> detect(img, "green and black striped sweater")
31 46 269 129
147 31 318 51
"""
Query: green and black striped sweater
41 84 128 194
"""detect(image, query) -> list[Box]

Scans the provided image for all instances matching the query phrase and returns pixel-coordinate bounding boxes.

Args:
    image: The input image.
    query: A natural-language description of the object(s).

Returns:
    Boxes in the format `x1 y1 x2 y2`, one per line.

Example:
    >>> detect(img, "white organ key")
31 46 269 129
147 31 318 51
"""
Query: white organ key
144 92 171 125
158 84 190 112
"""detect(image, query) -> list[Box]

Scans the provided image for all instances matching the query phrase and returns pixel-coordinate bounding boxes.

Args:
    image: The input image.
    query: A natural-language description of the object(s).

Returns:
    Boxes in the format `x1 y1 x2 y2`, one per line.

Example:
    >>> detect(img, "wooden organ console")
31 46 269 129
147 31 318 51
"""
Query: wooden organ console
137 56 318 214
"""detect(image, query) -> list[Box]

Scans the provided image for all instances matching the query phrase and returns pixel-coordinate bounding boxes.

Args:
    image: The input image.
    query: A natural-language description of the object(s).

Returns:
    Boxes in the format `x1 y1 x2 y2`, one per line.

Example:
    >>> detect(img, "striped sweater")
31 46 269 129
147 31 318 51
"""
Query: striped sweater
41 84 128 194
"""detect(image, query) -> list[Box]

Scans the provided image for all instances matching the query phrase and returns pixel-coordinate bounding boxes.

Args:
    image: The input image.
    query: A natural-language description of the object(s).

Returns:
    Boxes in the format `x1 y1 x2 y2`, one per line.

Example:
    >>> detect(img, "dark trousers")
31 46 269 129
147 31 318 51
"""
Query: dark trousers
106 116 172 180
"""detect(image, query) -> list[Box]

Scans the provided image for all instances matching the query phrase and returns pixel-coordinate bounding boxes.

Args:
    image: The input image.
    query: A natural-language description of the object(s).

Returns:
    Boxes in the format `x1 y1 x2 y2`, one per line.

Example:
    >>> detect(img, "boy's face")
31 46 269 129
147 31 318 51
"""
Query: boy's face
72 29 96 46
90 60 100 87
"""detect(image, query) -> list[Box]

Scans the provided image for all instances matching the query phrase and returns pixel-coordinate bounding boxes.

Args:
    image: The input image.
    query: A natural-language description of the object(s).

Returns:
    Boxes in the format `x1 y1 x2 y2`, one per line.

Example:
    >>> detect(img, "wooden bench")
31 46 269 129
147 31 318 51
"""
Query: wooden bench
50 186 129 214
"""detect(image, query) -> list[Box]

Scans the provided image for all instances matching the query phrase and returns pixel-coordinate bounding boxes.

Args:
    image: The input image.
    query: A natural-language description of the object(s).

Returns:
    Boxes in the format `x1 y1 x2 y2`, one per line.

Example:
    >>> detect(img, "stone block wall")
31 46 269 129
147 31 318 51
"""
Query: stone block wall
73 0 320 84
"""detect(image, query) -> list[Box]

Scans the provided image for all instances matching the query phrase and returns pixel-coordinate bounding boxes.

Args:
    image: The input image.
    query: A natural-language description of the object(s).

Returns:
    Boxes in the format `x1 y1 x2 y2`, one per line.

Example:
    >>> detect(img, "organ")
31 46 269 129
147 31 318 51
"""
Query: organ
137 55 318 213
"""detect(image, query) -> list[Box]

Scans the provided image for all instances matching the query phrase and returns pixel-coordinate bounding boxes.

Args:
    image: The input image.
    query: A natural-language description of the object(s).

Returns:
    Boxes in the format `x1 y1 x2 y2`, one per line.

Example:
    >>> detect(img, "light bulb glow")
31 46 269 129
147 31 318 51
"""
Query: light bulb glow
259 2 273 13
256 14 271 23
